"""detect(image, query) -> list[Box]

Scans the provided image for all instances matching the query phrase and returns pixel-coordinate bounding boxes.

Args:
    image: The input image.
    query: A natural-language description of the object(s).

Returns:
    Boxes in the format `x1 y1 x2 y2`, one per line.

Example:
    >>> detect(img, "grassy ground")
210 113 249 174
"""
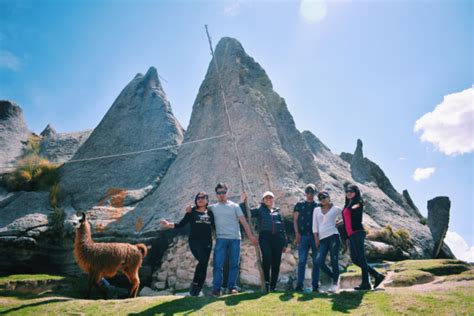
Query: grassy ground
1 260 473 315
1 283 473 315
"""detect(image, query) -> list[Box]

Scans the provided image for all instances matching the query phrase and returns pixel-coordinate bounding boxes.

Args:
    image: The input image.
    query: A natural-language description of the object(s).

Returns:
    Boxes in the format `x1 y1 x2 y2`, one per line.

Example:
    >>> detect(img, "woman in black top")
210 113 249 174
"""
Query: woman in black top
241 191 288 293
342 184 385 290
161 192 214 296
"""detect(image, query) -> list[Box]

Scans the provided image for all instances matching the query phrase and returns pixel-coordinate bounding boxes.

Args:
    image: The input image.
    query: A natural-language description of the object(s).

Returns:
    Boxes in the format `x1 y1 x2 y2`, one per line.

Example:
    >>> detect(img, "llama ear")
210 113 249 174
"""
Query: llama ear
80 212 86 222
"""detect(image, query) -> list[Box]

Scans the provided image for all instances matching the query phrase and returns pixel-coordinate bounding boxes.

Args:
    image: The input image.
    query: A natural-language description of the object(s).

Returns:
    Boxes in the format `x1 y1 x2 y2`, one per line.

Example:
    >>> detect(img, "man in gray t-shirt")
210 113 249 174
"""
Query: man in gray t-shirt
208 183 257 296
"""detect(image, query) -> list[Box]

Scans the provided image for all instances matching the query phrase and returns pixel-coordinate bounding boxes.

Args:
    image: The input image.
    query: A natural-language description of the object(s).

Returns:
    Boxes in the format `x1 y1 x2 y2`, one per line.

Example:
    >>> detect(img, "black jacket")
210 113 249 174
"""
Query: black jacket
241 203 288 247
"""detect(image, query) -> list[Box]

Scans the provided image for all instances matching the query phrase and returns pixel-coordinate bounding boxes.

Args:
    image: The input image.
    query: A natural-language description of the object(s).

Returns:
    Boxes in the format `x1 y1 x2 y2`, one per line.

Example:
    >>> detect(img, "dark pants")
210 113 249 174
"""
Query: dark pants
316 234 340 283
189 239 212 288
348 231 382 286
259 232 284 289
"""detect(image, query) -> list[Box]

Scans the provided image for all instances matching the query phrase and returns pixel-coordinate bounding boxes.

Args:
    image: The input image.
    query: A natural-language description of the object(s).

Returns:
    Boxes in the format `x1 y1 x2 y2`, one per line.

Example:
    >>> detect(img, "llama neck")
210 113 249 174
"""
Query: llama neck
76 222 93 245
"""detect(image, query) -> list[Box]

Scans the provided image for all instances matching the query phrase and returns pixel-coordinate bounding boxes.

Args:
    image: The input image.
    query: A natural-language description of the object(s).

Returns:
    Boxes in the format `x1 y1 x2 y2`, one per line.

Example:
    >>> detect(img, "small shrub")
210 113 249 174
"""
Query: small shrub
49 183 64 234
367 224 413 251
23 135 42 156
419 218 427 225
5 155 59 191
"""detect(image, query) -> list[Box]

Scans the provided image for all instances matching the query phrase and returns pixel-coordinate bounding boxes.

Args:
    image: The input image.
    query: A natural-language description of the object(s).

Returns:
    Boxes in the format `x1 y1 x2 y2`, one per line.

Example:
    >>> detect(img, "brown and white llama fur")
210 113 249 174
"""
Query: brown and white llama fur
73 212 147 298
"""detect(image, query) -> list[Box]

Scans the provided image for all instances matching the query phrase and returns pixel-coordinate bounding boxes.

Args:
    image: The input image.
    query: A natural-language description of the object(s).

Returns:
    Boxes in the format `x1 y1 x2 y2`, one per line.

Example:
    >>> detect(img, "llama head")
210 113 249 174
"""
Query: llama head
71 212 87 229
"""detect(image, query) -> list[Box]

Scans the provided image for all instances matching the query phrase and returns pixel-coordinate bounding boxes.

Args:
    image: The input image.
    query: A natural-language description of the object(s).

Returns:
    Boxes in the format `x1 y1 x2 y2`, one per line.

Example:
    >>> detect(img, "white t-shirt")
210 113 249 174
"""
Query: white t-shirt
312 205 342 240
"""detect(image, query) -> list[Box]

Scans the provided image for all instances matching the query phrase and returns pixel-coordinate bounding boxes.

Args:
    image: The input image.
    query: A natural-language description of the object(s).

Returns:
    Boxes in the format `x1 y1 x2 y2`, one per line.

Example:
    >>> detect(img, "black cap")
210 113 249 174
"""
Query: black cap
318 191 330 200
305 183 317 194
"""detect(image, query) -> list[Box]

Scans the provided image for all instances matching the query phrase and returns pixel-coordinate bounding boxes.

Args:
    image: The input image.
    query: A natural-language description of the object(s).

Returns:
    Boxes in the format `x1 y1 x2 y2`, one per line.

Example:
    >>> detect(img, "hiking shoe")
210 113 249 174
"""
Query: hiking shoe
354 284 372 291
294 285 304 292
189 283 201 297
210 289 221 297
373 274 386 289
312 287 320 293
265 282 271 294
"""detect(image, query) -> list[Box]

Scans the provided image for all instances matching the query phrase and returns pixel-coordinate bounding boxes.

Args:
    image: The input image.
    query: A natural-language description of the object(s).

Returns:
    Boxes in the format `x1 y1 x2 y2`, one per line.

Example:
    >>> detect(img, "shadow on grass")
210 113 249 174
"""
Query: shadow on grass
0 298 72 315
130 292 265 316
330 290 367 313
278 291 295 302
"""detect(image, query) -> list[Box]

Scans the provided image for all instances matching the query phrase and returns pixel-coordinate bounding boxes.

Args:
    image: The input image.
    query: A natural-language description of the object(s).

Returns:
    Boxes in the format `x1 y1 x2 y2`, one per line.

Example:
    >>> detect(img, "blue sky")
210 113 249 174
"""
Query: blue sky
1 0 472 260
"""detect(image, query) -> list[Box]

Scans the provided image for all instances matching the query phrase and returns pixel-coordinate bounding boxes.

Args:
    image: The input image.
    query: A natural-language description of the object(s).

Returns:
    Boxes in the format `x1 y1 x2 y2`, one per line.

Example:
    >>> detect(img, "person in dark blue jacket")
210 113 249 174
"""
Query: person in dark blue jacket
241 191 288 293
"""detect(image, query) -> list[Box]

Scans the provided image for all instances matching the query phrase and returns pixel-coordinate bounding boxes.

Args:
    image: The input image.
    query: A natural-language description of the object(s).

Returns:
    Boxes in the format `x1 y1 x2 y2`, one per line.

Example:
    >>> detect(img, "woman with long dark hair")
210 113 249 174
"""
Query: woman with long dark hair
161 192 214 296
343 184 385 290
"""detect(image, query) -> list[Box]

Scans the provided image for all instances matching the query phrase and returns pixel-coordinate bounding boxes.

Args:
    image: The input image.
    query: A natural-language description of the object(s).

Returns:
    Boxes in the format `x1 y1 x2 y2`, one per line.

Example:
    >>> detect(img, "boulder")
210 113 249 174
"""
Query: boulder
427 196 451 258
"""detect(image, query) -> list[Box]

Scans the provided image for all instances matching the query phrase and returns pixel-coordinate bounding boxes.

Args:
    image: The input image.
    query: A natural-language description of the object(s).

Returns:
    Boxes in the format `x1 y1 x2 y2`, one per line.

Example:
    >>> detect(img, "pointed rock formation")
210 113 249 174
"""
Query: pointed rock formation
40 124 57 138
132 37 321 234
39 127 93 163
60 67 184 210
341 140 423 218
351 139 371 183
0 100 30 167
427 196 451 258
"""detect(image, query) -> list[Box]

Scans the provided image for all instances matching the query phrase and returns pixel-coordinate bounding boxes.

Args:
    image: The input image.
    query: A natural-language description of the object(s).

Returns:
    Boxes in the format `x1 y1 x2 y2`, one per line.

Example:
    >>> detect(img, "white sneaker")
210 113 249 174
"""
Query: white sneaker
328 284 338 293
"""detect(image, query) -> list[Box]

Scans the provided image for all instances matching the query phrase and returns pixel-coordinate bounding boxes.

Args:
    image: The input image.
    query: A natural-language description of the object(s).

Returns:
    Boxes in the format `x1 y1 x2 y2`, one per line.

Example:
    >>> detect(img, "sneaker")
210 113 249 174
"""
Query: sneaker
312 287 320 293
328 283 338 293
210 289 221 297
373 274 385 289
189 283 201 297
229 288 239 295
354 284 371 291
294 285 304 292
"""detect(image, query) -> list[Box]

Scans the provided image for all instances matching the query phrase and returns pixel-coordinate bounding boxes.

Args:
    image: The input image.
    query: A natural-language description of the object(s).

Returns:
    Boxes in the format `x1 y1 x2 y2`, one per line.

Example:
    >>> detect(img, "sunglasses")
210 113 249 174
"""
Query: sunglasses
197 195 208 200
305 190 316 194
345 190 355 194
318 196 329 201
216 191 227 195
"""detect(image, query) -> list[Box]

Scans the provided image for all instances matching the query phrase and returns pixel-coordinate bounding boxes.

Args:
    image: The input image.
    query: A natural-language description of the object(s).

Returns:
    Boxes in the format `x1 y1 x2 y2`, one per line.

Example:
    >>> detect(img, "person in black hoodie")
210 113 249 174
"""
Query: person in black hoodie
241 191 288 293
161 192 215 296
342 184 385 290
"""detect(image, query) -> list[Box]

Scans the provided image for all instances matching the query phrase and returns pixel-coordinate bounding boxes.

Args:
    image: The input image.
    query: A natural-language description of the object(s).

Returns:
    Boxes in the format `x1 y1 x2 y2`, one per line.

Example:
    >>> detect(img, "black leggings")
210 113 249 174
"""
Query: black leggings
348 231 381 286
259 232 284 289
189 239 212 288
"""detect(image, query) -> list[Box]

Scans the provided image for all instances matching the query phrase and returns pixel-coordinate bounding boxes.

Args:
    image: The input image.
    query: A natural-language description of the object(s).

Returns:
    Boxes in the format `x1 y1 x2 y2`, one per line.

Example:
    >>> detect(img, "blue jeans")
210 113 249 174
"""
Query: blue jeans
213 238 241 291
297 235 318 288
316 234 340 283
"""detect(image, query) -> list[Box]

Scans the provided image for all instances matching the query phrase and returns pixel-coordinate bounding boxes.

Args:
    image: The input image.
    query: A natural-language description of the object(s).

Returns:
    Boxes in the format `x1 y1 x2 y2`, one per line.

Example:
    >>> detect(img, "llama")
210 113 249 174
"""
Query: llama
73 212 148 298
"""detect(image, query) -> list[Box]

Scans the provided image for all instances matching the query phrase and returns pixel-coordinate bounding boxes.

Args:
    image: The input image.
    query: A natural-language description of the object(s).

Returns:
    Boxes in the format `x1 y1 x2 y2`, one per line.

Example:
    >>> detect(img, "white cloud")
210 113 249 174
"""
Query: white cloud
414 87 474 156
412 167 435 181
0 50 22 70
445 231 474 263
224 0 244 16
398 157 406 161
300 0 327 23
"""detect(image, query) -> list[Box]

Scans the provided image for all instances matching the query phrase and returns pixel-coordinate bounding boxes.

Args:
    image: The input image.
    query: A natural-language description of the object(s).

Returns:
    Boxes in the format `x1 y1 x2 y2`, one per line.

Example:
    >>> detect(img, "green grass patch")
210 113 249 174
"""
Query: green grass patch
0 275 65 286
443 268 474 282
391 259 470 276
387 270 434 287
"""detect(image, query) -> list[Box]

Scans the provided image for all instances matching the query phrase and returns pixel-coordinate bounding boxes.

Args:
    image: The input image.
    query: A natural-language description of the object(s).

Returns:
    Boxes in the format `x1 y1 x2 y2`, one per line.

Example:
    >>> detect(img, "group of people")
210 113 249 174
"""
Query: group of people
160 182 385 297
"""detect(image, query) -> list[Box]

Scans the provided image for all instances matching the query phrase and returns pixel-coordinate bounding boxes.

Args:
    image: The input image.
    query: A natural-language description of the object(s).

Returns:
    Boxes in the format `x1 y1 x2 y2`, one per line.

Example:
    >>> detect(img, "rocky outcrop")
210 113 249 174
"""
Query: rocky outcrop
340 140 423 219
0 100 30 168
40 124 57 138
131 37 320 236
60 67 184 211
39 126 93 163
427 197 451 258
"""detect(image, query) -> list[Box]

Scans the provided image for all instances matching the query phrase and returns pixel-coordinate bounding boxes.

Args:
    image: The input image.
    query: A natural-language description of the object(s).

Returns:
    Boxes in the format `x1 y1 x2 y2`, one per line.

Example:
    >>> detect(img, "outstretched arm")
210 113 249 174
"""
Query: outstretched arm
239 216 258 245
